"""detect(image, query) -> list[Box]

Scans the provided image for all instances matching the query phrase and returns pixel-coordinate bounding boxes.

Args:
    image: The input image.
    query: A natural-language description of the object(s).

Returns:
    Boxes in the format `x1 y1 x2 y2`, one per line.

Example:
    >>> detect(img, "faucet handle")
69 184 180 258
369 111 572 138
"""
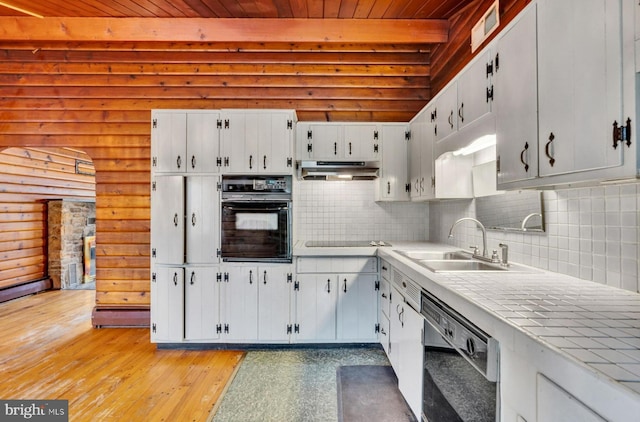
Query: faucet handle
491 250 500 263
469 245 480 255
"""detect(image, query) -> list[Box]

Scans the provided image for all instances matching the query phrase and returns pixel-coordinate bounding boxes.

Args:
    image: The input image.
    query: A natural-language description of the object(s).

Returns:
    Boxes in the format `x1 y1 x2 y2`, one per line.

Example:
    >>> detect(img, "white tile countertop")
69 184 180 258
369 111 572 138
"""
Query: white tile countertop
376 242 640 421
293 240 640 419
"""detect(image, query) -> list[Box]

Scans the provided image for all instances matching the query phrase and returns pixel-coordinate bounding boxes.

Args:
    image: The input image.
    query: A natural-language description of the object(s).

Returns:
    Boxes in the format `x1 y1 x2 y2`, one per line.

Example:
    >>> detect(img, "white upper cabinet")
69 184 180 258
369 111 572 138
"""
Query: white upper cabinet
220 109 295 174
457 49 494 131
537 0 623 177
151 110 221 174
296 122 380 161
342 124 381 161
408 106 435 201
433 82 458 143
495 3 539 186
376 124 410 202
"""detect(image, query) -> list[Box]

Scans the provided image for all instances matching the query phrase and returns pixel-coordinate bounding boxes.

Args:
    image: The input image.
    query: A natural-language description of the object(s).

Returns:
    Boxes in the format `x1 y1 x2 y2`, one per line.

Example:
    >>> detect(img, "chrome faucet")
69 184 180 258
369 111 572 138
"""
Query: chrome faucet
521 212 543 231
448 217 488 258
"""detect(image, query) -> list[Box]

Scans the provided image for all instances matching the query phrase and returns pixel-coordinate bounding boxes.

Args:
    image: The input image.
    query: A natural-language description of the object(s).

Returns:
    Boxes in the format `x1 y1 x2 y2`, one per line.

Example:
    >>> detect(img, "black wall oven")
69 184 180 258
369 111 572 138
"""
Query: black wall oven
221 175 292 263
421 290 500 422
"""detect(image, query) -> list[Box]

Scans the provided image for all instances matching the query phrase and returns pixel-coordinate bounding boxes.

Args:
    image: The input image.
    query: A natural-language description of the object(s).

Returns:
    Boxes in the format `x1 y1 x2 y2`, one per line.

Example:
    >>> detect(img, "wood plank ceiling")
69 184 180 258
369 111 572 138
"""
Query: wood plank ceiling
0 0 482 122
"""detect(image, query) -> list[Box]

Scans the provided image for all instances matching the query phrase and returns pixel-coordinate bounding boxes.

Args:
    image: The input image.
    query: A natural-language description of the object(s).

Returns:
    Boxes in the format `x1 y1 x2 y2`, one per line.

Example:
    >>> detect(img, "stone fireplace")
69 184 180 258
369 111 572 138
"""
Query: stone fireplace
47 200 96 289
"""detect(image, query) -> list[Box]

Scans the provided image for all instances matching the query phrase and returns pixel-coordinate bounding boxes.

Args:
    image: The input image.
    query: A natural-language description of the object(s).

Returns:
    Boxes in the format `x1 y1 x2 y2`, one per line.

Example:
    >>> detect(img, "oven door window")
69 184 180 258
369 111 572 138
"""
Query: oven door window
221 202 291 262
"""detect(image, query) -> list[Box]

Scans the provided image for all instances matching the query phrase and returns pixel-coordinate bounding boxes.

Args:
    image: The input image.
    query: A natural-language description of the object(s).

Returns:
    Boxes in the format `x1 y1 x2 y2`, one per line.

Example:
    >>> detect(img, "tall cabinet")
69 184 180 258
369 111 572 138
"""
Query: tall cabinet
150 110 222 343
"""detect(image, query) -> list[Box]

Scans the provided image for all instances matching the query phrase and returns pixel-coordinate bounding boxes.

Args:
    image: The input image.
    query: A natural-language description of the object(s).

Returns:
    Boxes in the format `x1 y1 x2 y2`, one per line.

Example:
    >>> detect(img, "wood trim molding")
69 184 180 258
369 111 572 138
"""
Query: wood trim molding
91 306 150 328
0 278 52 303
0 17 449 43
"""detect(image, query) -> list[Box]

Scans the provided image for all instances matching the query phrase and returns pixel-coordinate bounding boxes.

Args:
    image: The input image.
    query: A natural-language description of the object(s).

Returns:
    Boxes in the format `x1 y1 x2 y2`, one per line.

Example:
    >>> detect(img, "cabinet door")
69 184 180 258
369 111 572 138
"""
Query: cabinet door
185 176 219 264
456 49 493 131
184 267 220 341
343 124 380 161
151 175 184 265
308 124 343 159
495 4 538 185
294 274 337 342
220 266 258 341
409 113 424 199
220 111 252 173
151 111 187 173
537 0 623 176
398 303 424 421
388 286 402 374
420 107 436 199
257 266 291 342
377 124 409 201
151 266 184 342
336 273 378 341
537 374 605 422
186 111 220 173
433 83 458 143
258 112 294 174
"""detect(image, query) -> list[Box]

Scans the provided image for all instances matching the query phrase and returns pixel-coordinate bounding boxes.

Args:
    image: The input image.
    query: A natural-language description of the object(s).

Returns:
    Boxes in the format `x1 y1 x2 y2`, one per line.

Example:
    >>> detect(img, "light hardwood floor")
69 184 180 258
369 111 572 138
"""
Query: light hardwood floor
0 290 244 421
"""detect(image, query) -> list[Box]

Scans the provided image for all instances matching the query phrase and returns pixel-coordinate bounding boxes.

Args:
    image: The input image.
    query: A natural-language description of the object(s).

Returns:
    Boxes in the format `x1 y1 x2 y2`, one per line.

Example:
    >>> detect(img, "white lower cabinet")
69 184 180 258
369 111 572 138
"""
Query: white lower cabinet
294 256 379 343
537 374 605 422
221 265 292 343
387 282 424 421
151 265 220 342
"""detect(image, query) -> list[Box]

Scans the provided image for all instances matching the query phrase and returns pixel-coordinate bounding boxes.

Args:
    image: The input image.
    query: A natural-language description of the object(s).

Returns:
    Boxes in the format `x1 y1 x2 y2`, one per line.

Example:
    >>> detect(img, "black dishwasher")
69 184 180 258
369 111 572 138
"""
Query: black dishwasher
421 290 500 422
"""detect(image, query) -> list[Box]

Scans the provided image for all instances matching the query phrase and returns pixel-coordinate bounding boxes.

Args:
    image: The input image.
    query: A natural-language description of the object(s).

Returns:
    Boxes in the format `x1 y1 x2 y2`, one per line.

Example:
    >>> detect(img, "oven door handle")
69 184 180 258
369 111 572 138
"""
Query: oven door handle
223 205 289 212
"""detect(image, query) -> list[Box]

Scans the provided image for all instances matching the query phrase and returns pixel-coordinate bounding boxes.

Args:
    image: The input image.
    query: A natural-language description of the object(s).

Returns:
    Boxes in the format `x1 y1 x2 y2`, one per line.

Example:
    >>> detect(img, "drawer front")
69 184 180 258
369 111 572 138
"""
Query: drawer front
380 259 391 282
379 279 391 319
296 256 378 273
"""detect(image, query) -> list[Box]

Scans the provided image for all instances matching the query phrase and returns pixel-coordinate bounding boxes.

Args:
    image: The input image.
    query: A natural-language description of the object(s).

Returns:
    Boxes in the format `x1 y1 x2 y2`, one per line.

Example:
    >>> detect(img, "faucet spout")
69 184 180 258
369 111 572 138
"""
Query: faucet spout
448 217 487 258
521 212 543 231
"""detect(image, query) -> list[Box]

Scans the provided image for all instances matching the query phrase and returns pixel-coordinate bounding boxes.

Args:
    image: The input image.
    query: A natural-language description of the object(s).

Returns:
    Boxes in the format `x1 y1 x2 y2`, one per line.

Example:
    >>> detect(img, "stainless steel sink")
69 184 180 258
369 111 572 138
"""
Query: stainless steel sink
396 250 473 261
419 260 507 272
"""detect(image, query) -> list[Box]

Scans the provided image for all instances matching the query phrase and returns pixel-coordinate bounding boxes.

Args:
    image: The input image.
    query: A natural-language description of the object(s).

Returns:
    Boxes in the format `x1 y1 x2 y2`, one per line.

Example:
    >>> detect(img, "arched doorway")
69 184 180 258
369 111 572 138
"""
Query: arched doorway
0 147 96 301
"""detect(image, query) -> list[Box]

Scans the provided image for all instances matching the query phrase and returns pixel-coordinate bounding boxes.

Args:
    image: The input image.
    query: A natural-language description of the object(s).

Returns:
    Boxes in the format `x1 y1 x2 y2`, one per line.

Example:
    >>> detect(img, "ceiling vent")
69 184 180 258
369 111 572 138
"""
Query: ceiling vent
471 0 500 53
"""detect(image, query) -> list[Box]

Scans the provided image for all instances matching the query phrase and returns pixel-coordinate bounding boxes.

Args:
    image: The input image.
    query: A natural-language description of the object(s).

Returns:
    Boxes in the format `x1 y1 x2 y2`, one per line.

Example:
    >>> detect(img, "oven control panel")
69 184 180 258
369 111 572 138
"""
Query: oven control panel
222 175 292 194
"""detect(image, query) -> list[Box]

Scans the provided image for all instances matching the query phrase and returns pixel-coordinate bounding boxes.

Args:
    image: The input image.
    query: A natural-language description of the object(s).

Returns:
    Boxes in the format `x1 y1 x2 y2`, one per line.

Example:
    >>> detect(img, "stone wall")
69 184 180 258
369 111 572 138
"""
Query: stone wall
47 200 96 289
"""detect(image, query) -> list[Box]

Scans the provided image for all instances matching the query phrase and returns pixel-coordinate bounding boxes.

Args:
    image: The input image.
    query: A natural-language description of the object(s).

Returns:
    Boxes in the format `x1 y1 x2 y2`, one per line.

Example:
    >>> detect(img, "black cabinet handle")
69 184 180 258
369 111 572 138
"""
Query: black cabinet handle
190 272 195 285
249 155 253 169
191 212 196 226
448 110 454 129
176 155 182 169
520 142 530 172
173 272 178 286
173 213 179 227
263 270 267 284
343 278 347 293
191 155 196 169
458 103 464 123
263 155 267 169
545 132 556 167
334 142 337 155
387 181 391 195
249 270 253 284
327 278 331 293
349 142 352 155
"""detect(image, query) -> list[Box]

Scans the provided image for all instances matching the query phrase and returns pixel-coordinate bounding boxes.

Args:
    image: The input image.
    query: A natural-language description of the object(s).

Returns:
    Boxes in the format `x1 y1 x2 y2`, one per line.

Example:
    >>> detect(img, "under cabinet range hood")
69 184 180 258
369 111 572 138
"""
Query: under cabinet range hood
297 160 380 180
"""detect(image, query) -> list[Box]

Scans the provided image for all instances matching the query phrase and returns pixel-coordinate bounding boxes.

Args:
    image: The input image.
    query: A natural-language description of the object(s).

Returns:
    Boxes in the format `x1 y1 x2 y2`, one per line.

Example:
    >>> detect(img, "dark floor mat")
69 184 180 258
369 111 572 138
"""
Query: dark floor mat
337 365 418 422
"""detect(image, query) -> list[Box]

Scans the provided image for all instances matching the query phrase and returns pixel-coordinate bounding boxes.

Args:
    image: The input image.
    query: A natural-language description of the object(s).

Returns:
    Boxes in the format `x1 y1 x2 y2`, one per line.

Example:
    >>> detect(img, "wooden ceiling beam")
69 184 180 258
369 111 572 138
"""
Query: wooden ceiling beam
0 17 448 43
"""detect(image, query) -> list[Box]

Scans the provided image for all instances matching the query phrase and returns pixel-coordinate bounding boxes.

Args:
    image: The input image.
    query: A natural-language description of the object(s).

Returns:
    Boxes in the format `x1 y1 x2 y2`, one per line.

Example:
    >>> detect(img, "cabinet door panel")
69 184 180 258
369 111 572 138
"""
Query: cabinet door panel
151 266 184 342
151 176 184 265
184 267 219 341
457 50 492 131
257 266 291 342
186 176 219 264
398 304 424 421
186 111 220 173
434 83 458 143
377 124 409 201
152 111 186 173
295 274 337 341
538 0 622 176
221 266 258 341
221 111 251 173
309 124 342 159
336 273 378 341
259 112 293 173
495 4 538 185
343 124 379 161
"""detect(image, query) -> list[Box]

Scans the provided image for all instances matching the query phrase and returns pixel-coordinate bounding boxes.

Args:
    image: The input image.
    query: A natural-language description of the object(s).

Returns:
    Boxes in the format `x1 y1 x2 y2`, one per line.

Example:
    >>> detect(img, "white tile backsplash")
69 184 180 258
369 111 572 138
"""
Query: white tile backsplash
294 180 428 242
429 182 640 293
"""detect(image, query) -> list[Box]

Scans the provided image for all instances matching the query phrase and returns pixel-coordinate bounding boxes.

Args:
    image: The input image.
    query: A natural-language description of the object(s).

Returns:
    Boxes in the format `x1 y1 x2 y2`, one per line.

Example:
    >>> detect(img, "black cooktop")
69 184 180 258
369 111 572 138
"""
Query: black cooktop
305 240 392 247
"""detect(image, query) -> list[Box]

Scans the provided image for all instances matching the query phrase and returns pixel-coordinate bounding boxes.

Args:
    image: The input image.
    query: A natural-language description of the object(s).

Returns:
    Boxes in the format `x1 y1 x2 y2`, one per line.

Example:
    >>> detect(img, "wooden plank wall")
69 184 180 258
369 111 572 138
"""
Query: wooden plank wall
0 0 528 315
0 147 95 289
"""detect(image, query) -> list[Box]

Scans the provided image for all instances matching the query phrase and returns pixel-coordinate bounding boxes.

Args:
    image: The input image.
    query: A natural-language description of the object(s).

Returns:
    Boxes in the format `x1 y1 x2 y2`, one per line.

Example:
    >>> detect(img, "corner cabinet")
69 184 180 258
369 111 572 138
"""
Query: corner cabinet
220 109 296 174
375 123 410 202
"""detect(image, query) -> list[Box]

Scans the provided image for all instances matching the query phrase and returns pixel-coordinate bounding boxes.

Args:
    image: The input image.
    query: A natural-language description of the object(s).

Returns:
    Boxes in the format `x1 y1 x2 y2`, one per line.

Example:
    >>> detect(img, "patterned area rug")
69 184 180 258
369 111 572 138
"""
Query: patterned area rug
211 347 389 422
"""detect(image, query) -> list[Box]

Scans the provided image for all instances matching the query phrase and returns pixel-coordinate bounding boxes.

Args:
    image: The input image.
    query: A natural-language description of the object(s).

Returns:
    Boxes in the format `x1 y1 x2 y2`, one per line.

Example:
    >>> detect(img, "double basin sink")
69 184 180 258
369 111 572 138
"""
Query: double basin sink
395 249 525 273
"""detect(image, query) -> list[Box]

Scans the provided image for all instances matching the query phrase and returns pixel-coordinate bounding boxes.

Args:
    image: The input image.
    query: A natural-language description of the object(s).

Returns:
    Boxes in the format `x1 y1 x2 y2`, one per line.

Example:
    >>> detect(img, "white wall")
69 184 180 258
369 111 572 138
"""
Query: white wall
429 183 640 293
294 180 429 242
